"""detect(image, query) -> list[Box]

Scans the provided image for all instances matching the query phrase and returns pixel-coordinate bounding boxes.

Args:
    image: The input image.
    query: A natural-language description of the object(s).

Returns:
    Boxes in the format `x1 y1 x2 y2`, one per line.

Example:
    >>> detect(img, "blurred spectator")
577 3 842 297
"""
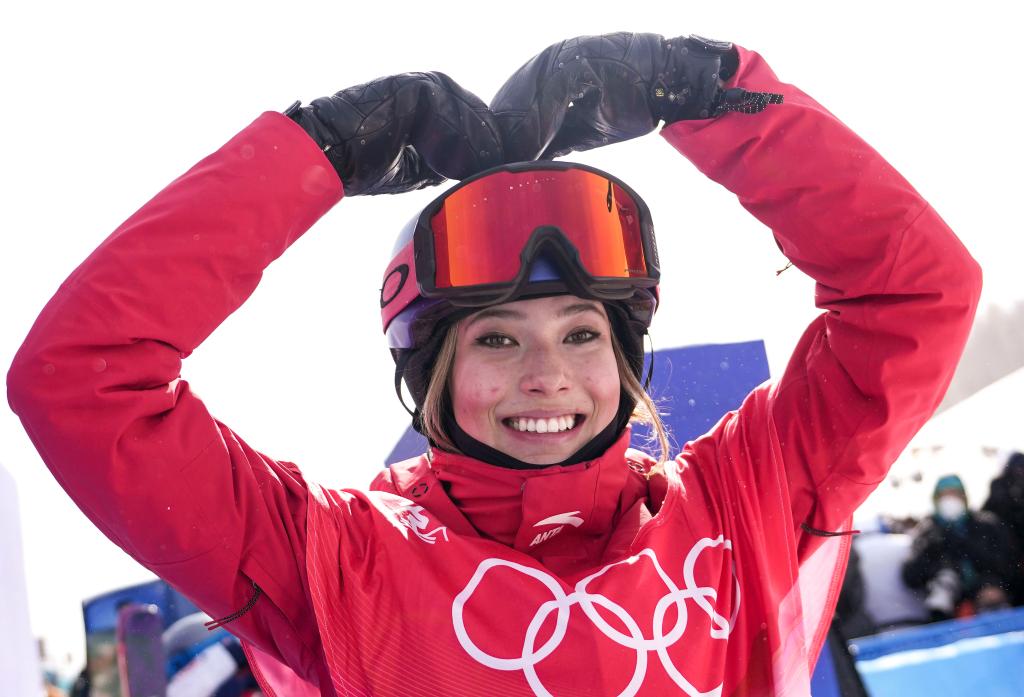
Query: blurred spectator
982 451 1024 604
38 638 70 696
68 667 90 697
881 515 920 535
903 474 1017 620
164 612 262 697
834 546 877 640
820 546 874 696
854 530 931 630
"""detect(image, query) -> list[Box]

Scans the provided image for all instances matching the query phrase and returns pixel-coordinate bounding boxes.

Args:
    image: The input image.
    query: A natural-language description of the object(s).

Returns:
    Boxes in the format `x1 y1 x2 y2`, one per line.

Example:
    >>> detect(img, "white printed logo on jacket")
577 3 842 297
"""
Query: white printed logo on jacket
529 510 585 547
395 503 449 544
452 536 739 697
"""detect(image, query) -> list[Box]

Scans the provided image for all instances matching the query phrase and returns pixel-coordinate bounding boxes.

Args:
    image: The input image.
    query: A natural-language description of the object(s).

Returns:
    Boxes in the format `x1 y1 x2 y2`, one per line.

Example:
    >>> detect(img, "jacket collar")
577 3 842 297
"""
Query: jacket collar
386 430 658 575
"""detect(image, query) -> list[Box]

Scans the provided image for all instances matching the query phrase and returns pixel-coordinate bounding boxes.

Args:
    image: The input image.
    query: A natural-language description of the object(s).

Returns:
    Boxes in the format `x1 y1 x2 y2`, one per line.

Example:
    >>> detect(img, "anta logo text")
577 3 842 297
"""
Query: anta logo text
529 511 584 547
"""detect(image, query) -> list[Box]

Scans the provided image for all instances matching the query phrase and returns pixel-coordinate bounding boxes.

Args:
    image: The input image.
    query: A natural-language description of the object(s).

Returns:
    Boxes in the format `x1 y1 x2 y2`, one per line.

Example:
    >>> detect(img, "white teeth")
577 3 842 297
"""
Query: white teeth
508 415 576 433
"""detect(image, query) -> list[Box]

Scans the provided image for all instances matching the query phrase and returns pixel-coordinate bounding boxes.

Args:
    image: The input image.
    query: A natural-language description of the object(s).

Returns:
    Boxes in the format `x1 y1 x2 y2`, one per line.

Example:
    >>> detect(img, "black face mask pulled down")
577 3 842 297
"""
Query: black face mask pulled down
442 389 638 470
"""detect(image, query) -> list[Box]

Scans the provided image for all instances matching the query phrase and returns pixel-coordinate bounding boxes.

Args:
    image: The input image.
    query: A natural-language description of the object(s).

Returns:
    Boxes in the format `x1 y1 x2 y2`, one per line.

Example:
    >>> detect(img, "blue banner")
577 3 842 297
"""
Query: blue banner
82 580 201 697
851 608 1024 696
83 579 199 634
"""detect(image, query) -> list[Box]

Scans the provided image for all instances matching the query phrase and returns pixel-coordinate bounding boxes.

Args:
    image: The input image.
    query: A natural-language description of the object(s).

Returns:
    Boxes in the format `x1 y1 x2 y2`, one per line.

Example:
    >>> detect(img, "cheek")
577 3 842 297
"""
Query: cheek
450 356 507 426
580 350 622 411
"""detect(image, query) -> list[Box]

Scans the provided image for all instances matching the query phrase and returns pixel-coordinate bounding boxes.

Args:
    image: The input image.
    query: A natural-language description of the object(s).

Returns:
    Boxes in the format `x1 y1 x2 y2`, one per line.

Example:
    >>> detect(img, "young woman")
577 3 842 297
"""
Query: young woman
8 33 980 696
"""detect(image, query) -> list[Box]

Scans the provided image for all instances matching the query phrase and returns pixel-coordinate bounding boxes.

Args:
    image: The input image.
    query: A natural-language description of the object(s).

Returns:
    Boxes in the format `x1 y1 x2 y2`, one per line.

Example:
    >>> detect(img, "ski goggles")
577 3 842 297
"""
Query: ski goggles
410 161 659 307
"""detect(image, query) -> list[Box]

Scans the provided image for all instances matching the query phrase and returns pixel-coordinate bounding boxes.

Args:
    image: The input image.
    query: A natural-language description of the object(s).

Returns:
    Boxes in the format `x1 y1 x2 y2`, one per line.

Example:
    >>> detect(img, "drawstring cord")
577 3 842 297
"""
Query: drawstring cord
801 522 861 538
205 580 262 630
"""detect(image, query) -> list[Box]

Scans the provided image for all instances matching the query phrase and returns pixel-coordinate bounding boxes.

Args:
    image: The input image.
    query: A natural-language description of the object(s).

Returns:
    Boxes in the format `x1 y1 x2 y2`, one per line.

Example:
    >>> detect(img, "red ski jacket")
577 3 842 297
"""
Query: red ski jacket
8 48 981 696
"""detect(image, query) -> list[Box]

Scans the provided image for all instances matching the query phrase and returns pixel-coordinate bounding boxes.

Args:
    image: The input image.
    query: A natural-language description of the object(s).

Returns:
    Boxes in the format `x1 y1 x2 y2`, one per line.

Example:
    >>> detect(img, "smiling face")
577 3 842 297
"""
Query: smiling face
449 295 622 465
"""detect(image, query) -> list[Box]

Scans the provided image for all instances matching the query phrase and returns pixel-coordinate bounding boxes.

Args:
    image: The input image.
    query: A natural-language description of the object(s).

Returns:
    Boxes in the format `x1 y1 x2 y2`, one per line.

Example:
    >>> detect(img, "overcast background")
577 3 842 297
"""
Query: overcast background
2 0 1021 671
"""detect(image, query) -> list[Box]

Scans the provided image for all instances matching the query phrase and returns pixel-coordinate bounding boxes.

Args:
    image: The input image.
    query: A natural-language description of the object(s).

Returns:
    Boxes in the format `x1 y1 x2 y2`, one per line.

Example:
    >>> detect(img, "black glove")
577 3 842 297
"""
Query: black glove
492 32 780 161
286 72 504 195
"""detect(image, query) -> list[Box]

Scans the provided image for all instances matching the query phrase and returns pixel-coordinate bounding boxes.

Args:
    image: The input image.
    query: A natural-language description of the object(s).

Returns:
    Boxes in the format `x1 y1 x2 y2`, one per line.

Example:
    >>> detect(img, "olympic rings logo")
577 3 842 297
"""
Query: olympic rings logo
452 536 740 697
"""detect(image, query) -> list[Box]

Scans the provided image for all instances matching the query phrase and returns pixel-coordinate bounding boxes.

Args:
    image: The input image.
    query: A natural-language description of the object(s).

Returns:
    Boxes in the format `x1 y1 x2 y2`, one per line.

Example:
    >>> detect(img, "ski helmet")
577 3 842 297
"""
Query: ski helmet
380 160 661 424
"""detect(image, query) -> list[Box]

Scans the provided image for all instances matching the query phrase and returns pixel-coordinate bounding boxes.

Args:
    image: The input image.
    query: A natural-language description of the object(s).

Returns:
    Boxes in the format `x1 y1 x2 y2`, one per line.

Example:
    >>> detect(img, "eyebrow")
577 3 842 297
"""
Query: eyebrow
558 302 604 318
465 302 604 328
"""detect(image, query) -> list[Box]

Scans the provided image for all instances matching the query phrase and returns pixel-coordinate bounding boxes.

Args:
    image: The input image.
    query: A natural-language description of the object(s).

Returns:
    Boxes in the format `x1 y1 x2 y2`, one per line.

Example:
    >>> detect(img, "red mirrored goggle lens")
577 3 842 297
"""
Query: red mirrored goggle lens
429 168 649 289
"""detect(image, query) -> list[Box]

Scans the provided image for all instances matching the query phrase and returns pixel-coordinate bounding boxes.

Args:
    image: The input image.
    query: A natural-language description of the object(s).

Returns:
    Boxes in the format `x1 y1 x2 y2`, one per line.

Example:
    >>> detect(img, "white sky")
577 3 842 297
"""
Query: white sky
2 0 1021 671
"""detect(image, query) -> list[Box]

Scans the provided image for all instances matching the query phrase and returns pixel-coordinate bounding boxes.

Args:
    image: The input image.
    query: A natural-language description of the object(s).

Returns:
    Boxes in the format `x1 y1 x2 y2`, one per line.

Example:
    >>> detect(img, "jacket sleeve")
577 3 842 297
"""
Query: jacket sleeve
6 112 343 679
662 47 982 559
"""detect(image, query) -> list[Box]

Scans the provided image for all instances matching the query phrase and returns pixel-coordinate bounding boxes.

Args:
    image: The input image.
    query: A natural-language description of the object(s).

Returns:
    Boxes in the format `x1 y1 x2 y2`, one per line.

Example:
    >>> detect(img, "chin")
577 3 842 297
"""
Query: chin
496 438 583 466
516 451 570 466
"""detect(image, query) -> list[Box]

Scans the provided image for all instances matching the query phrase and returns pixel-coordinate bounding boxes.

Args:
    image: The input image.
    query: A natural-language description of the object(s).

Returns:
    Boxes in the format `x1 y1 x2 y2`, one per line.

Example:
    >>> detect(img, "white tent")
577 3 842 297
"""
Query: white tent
856 366 1024 524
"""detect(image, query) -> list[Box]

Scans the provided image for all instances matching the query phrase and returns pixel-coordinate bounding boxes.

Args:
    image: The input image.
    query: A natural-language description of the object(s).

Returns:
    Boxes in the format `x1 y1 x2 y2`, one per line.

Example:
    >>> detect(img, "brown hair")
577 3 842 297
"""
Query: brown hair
420 320 671 465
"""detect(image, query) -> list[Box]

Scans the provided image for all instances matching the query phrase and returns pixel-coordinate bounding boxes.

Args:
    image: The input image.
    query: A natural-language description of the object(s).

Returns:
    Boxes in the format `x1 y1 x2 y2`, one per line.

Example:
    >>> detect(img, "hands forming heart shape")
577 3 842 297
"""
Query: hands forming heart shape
288 33 749 196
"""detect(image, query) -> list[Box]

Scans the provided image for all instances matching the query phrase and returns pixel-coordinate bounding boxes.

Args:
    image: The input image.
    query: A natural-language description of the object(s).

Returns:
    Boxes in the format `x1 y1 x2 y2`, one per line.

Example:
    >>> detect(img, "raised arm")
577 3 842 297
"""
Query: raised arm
661 47 982 551
7 112 338 676
7 73 501 679
491 32 981 555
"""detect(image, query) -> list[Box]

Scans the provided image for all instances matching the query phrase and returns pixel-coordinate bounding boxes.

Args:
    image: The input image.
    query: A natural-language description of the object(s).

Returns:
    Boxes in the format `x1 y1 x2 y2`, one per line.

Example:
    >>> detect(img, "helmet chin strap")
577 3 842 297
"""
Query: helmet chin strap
643 330 655 391
393 351 418 419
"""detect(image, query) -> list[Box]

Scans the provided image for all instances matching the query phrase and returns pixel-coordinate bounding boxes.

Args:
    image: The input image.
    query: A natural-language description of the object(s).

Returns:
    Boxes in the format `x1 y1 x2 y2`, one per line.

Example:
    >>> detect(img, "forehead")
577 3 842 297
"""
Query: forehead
463 296 608 327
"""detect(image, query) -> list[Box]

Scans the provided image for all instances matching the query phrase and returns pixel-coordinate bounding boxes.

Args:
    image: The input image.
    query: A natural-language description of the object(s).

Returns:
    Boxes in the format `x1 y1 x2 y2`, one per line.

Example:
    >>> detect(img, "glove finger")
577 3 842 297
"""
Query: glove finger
492 39 576 161
321 74 430 195
541 60 656 158
359 145 445 196
493 32 662 162
324 72 502 195
412 72 504 180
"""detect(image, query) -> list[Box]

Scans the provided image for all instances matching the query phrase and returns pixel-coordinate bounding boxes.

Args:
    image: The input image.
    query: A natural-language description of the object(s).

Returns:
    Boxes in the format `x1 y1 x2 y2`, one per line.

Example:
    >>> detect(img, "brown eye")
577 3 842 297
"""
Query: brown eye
476 333 516 348
566 329 599 344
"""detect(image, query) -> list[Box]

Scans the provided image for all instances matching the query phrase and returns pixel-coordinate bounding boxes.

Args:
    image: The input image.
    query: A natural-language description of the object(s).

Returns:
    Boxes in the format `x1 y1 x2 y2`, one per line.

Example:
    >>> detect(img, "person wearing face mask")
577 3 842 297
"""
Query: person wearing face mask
9 32 982 696
903 475 1017 621
983 451 1024 605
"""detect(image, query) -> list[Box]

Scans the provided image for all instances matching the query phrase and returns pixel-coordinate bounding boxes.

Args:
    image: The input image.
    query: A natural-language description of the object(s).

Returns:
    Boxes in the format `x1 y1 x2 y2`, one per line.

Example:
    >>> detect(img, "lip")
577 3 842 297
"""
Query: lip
501 410 584 420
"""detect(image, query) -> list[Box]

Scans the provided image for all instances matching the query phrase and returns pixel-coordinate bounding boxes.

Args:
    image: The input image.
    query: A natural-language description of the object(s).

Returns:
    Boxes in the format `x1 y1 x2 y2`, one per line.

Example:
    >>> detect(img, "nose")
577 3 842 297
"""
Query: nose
519 345 571 396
